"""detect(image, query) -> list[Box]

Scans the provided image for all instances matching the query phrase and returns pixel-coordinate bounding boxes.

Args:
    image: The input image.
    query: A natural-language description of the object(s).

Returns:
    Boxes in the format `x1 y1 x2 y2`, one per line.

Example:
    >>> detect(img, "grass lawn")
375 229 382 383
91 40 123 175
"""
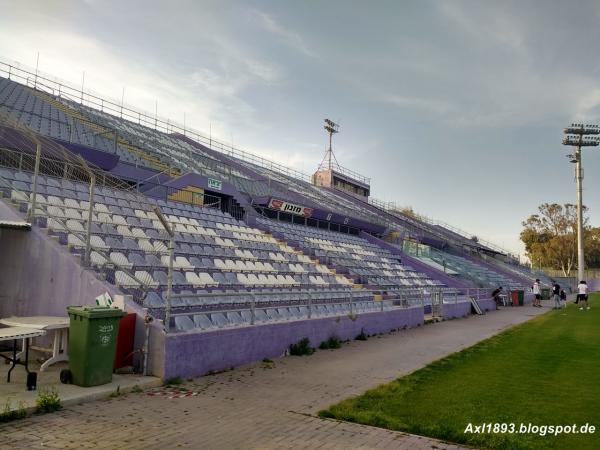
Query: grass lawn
320 294 600 450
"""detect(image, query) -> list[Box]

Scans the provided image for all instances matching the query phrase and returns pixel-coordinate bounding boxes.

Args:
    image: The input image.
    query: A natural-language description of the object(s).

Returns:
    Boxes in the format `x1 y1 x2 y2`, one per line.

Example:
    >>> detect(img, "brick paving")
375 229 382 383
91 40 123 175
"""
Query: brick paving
0 305 547 449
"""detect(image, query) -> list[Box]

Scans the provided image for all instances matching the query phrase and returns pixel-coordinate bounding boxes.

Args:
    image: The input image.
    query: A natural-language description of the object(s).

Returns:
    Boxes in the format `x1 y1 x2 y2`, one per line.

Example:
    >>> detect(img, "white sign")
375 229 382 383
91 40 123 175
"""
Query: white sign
268 198 313 217
95 292 113 307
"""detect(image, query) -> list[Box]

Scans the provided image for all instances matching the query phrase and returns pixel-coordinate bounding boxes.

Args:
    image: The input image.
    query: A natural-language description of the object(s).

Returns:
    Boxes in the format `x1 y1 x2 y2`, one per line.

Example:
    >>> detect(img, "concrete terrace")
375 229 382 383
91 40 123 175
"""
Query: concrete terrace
0 304 549 450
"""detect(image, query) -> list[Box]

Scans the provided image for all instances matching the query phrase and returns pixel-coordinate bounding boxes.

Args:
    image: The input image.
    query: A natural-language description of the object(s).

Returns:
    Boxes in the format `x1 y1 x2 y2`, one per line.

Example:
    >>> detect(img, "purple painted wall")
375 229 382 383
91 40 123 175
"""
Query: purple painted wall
0 199 27 222
478 298 497 312
155 306 424 379
110 162 171 185
0 209 121 319
442 301 472 319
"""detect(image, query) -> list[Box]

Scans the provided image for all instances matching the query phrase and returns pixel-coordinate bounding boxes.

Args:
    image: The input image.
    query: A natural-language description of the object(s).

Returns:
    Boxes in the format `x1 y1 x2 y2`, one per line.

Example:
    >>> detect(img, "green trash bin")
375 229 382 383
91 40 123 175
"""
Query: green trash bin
518 290 525 306
67 306 125 387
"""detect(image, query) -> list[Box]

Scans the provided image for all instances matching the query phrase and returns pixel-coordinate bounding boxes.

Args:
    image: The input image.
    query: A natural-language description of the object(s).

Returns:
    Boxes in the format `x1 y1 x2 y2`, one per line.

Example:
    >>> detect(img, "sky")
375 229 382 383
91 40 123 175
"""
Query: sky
1 0 600 259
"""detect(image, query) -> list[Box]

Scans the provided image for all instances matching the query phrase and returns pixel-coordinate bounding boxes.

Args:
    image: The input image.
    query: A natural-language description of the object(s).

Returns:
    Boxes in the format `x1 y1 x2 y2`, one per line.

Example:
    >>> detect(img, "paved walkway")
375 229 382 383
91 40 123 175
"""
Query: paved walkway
0 305 548 450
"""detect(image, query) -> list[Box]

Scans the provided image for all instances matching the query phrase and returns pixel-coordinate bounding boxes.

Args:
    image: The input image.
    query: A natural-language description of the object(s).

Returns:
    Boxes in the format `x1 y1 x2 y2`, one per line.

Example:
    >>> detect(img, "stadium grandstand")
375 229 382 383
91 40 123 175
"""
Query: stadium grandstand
0 60 549 378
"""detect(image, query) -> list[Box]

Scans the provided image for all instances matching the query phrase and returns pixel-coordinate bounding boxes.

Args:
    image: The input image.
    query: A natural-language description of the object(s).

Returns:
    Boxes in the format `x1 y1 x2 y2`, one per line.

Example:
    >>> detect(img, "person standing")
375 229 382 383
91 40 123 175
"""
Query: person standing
560 289 567 308
578 280 590 310
533 279 542 307
552 282 561 309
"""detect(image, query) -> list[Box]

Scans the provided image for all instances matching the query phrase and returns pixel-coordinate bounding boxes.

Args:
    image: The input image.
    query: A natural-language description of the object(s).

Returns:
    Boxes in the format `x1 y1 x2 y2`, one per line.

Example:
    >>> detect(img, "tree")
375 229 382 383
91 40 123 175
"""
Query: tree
585 227 600 268
520 203 590 276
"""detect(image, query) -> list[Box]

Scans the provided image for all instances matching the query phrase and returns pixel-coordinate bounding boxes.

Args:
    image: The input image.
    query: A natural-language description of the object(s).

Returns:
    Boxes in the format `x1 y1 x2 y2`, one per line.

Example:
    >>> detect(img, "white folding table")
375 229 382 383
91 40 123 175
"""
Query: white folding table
0 316 69 371
0 326 46 382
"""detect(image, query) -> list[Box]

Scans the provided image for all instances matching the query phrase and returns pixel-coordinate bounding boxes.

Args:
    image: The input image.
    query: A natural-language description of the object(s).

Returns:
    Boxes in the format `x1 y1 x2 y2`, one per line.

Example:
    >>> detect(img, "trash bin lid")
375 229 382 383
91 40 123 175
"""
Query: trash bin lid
67 306 126 319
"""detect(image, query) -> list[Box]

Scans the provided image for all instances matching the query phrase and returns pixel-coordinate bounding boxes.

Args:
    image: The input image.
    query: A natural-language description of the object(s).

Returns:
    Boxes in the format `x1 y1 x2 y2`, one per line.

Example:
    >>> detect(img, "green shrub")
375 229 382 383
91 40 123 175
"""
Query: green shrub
319 336 342 350
36 388 61 413
164 376 184 386
0 399 27 423
289 337 314 356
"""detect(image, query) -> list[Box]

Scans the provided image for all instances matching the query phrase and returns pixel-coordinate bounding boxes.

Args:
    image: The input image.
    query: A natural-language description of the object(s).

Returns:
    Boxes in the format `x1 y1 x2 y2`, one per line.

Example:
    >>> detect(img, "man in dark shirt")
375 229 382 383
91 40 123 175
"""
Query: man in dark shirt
552 282 561 309
492 286 503 306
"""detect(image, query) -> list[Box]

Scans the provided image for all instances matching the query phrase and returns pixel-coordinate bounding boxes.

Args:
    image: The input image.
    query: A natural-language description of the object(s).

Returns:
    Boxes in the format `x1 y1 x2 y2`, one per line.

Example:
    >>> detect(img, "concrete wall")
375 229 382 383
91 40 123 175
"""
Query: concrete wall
0 224 120 319
588 279 600 292
157 306 424 379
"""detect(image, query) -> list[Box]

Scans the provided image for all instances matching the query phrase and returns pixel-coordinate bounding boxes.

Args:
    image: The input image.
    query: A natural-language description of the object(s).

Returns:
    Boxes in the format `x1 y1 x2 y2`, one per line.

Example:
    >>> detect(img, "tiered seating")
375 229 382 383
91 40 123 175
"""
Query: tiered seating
0 167 401 331
414 247 521 289
0 75 549 289
257 218 444 291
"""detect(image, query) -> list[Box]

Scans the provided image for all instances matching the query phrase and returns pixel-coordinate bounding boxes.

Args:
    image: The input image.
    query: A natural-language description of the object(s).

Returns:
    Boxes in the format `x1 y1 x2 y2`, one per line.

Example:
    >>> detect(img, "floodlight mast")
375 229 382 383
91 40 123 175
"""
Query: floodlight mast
321 118 339 170
562 123 600 282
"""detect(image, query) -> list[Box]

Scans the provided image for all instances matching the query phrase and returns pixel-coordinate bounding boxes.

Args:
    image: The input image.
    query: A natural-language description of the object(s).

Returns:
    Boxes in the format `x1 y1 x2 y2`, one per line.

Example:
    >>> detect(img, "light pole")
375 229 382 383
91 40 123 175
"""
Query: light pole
562 123 600 282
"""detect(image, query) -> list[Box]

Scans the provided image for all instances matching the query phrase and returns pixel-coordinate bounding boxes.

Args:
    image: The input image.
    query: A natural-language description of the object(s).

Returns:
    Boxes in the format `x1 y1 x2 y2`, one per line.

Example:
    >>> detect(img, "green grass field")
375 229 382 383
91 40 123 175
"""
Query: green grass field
320 294 600 450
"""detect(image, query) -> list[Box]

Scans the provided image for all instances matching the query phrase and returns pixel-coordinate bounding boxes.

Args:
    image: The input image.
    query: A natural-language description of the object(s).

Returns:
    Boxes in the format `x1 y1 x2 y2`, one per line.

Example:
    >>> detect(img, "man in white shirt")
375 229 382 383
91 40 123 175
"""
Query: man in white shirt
578 280 590 310
532 279 541 307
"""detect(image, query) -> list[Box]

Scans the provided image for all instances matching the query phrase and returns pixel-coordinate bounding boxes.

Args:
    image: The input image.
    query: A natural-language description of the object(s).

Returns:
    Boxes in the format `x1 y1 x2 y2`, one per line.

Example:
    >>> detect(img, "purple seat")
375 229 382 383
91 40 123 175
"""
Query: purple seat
152 270 168 285
14 172 31 183
122 238 139 251
129 253 147 267
145 254 163 267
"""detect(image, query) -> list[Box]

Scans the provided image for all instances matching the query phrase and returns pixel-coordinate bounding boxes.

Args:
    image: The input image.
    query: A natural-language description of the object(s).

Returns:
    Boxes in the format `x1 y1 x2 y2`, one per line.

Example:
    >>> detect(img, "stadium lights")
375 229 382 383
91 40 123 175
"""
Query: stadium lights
319 118 340 171
562 123 600 282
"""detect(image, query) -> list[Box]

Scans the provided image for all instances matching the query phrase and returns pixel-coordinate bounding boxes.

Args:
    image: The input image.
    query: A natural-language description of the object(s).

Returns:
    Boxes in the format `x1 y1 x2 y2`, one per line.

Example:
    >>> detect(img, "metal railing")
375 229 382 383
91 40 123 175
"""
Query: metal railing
0 60 318 183
165 287 431 332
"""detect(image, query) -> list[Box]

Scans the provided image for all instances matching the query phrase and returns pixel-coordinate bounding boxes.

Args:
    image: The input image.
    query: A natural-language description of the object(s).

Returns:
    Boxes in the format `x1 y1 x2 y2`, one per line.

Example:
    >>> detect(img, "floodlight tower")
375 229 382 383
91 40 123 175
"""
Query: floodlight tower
562 123 600 282
320 118 340 170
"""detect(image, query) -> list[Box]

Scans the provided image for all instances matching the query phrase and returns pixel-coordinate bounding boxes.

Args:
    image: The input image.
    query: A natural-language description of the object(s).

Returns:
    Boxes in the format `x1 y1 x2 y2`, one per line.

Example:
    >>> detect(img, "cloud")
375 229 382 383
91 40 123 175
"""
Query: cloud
383 94 452 115
253 10 316 58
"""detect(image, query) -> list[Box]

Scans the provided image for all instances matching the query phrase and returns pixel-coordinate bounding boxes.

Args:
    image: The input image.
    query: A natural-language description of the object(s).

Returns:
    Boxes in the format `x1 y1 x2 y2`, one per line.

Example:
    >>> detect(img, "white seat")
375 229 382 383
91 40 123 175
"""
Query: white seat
66 219 85 233
90 251 108 267
152 240 168 253
257 274 270 286
237 273 251 285
246 274 260 286
93 203 110 213
117 225 134 237
64 208 82 220
67 234 85 248
235 260 248 271
47 195 64 207
115 270 140 288
65 199 82 209
113 215 127 226
198 272 217 287
131 228 148 239
47 218 66 231
110 252 132 269
90 235 109 249
135 271 158 288
97 212 113 224
185 272 204 287
175 256 194 270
